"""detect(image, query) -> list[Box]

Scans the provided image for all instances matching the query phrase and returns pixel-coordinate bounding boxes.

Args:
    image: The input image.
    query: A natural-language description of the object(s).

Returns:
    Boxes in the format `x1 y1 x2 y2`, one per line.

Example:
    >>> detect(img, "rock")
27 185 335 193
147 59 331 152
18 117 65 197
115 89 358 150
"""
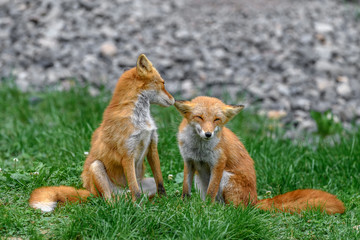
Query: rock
336 76 349 83
267 110 287 120
314 22 334 33
356 107 360 118
278 97 291 110
181 79 195 99
88 86 100 97
277 84 290 96
300 34 313 45
100 42 117 58
336 83 352 98
165 80 181 94
312 101 331 113
175 30 191 40
291 98 311 111
315 61 341 74
323 89 337 103
315 46 332 60
212 48 227 59
305 89 320 99
248 85 265 99
15 74 30 92
316 78 333 91
298 119 316 132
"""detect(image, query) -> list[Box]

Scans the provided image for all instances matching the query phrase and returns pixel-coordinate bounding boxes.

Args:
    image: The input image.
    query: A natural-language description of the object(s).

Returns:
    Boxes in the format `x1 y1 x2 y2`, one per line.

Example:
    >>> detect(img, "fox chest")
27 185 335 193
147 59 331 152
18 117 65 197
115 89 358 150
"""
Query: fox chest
127 124 156 157
126 97 157 153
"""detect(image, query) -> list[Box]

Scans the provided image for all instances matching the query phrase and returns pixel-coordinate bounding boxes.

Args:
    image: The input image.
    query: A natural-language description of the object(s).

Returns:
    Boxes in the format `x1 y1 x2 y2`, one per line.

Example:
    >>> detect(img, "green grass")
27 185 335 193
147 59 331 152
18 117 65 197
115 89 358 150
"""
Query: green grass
0 80 360 239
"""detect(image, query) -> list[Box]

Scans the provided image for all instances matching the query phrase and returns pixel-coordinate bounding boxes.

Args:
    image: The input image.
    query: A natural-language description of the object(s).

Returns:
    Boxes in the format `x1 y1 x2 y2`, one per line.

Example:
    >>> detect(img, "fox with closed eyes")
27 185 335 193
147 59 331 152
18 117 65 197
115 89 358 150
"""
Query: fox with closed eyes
175 96 345 214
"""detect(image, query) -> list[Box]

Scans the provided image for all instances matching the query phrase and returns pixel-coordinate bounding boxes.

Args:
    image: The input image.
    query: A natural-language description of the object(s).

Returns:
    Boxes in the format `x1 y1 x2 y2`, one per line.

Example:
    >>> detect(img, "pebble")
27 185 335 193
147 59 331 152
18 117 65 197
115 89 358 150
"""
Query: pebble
314 22 334 33
267 110 287 120
316 78 333 92
100 42 117 58
336 83 352 98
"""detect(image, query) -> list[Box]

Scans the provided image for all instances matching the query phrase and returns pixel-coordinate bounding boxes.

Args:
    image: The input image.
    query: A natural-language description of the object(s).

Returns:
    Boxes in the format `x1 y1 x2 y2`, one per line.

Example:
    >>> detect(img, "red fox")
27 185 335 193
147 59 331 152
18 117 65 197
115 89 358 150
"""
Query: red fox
174 96 345 214
29 54 174 212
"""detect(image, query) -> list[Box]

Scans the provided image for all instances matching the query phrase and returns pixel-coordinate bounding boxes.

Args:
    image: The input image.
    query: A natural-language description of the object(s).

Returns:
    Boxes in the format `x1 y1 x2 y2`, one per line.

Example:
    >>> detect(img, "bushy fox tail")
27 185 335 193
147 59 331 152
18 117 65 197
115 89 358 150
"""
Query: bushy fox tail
256 189 345 214
29 186 91 212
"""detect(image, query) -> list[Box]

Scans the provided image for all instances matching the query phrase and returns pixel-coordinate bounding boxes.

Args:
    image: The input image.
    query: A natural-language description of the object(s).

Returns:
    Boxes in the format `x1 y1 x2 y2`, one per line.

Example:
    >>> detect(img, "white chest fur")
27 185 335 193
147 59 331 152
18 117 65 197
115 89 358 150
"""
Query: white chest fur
178 125 220 167
126 92 158 175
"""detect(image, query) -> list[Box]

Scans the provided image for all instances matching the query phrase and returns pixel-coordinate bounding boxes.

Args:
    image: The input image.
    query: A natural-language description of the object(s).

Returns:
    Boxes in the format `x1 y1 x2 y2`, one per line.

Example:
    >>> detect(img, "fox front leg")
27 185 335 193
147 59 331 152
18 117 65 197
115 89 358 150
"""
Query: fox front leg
182 161 195 198
206 159 226 202
122 157 142 200
146 134 167 196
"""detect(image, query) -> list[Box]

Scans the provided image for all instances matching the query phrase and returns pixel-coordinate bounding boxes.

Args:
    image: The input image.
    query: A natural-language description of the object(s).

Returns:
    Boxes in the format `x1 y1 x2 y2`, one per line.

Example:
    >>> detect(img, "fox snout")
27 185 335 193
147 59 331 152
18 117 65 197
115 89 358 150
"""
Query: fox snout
157 90 175 107
195 123 218 140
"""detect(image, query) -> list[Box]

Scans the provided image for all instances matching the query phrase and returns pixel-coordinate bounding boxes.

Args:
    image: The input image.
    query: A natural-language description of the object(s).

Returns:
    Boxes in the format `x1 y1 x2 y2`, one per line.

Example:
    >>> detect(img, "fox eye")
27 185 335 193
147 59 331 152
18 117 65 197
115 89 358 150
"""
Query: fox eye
195 116 203 120
214 118 221 122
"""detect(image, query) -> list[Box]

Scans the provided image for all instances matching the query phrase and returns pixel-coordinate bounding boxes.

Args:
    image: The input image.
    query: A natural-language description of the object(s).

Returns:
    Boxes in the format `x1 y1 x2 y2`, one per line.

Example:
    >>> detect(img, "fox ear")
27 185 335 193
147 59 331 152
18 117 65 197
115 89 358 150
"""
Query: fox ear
174 100 193 116
136 54 153 76
223 105 244 121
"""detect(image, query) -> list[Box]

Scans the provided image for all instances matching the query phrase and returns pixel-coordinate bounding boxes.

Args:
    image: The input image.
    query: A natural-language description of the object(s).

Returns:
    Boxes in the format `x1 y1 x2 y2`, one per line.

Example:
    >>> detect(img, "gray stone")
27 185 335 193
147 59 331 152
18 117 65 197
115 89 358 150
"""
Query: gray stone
175 30 191 40
182 79 195 99
315 61 341 74
298 119 316 132
291 98 311 111
315 46 332 60
316 78 334 91
248 85 265 99
166 80 181 95
100 42 117 58
336 83 352 98
314 22 334 33
15 73 30 92
88 86 100 97
212 48 227 59
277 84 290 96
356 107 360 118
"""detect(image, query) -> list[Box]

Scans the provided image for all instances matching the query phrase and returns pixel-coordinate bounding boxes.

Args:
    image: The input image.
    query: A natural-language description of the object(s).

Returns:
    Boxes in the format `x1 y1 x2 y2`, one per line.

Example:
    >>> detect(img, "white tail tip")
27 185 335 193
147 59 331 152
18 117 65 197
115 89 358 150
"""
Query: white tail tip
30 202 57 212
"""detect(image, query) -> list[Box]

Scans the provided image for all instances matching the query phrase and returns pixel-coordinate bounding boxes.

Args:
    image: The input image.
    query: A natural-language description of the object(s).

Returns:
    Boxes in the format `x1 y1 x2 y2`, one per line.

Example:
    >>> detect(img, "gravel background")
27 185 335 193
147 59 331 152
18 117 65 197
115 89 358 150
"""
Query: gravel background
1 0 360 133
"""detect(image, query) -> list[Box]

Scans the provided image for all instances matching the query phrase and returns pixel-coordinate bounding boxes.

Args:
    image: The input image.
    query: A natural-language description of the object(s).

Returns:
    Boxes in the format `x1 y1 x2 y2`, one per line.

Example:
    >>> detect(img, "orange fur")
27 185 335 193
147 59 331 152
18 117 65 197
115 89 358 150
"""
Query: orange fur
175 96 345 214
29 54 174 212
29 186 90 204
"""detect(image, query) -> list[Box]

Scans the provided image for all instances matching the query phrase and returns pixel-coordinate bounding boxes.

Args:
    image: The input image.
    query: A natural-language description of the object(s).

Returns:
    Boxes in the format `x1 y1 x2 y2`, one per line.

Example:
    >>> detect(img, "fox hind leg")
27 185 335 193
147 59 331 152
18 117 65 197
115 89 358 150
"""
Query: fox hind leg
89 160 114 199
139 177 157 197
222 175 257 207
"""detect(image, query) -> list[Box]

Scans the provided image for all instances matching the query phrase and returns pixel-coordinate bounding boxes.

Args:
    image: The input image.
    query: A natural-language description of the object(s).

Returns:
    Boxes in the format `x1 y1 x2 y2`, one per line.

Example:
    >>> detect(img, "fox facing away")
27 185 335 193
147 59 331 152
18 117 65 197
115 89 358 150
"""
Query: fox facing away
29 54 174 212
175 96 345 214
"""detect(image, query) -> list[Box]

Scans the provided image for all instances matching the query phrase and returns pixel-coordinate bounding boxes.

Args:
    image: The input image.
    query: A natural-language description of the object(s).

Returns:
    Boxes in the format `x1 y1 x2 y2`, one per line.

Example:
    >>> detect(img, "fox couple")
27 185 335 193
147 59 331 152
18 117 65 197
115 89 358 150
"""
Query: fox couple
29 54 344 215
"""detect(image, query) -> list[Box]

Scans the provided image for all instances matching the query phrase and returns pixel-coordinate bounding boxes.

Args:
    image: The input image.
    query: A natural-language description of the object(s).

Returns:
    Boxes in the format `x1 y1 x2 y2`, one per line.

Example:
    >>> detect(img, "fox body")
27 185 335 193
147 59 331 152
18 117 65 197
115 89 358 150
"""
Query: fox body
175 96 345 214
29 54 174 212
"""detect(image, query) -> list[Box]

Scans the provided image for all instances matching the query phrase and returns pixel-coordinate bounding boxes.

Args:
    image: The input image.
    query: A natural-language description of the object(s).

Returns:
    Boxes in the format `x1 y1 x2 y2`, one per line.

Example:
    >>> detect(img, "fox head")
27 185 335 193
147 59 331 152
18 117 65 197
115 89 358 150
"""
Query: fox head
135 54 175 107
174 96 244 140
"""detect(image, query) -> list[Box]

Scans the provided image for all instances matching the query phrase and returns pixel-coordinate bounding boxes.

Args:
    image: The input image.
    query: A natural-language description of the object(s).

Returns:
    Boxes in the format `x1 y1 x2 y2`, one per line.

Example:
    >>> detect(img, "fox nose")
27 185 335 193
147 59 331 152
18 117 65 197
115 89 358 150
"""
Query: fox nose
205 132 212 138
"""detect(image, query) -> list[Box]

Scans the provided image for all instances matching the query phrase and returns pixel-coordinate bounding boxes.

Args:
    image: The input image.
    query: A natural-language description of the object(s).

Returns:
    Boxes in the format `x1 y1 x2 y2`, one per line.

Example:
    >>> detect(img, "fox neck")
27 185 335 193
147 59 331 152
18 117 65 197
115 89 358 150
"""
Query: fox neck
132 90 156 129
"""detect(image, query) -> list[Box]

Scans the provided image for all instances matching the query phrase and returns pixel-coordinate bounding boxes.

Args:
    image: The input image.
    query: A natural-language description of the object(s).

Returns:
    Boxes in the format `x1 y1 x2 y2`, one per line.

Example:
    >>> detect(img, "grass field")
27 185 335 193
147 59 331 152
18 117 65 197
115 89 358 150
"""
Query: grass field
1 80 360 239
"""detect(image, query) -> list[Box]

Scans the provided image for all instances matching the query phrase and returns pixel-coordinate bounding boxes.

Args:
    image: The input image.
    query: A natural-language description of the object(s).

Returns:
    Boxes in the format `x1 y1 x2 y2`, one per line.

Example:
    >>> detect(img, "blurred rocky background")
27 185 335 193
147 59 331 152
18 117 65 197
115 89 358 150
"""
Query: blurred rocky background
0 0 360 134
